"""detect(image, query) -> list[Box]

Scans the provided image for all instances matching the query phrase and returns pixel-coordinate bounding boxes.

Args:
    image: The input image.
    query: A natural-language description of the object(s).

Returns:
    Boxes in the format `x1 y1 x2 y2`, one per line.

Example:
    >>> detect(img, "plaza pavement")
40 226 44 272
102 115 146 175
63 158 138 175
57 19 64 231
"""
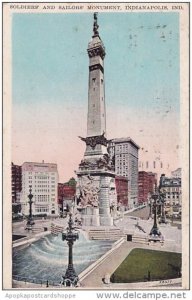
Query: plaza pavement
79 239 181 288
124 205 150 220
80 207 182 288
12 207 182 289
12 217 68 237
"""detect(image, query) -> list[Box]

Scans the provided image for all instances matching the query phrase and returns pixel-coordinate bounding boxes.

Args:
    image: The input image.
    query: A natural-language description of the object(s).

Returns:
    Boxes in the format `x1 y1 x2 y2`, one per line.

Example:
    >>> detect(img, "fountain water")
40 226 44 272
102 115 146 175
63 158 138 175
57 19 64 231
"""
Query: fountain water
12 231 114 284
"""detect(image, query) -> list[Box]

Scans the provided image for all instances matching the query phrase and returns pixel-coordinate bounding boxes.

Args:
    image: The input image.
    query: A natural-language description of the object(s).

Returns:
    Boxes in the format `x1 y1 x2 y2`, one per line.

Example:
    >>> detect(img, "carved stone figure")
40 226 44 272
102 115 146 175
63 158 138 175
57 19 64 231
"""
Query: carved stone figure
78 132 108 149
79 175 100 208
96 153 114 171
93 12 99 36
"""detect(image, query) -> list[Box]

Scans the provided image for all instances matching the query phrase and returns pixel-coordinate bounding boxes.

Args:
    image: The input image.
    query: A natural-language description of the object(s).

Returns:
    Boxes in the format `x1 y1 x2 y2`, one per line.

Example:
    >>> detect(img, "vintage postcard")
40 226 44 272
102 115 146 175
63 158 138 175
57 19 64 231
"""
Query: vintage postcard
2 2 190 297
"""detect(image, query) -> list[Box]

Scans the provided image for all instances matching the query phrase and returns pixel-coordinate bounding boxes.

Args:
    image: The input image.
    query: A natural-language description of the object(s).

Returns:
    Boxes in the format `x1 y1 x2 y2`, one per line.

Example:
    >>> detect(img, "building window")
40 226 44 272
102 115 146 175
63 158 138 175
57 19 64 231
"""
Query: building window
146 161 148 168
101 79 103 84
153 161 156 169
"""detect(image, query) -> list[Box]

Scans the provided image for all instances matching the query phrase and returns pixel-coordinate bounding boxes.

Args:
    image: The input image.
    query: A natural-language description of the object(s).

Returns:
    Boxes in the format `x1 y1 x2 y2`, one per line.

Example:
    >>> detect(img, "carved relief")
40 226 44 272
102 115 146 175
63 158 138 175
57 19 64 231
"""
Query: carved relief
79 159 94 169
79 132 108 149
79 154 114 172
88 47 105 59
78 175 100 208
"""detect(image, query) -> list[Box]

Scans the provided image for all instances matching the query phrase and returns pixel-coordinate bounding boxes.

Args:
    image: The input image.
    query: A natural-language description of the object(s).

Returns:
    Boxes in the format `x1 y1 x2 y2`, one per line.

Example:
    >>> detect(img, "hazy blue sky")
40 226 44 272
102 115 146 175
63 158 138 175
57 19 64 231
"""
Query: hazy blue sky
12 12 180 181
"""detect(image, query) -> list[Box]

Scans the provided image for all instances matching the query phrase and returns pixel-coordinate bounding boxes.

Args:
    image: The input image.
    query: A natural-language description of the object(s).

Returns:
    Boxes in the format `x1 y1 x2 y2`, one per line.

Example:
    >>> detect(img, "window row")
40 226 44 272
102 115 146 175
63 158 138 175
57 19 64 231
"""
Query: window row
34 189 50 193
35 207 48 213
139 162 163 169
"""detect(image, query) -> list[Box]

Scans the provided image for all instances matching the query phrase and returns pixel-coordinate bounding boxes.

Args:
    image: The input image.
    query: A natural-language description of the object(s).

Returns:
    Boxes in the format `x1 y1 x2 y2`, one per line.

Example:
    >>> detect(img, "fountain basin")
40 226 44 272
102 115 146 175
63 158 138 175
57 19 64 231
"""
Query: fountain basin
12 231 115 284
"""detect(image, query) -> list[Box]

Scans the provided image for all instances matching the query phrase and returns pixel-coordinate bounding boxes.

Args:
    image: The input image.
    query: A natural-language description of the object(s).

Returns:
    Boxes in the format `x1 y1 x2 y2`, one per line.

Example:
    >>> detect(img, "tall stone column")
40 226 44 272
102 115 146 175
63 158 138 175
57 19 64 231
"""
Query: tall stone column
76 13 116 227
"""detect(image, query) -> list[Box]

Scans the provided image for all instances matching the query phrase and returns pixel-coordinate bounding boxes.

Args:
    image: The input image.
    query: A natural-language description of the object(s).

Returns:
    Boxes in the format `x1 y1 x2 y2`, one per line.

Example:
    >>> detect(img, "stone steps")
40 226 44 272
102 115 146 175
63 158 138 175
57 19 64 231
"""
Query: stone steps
88 228 125 240
13 227 44 234
132 235 148 244
31 227 44 233
50 223 64 235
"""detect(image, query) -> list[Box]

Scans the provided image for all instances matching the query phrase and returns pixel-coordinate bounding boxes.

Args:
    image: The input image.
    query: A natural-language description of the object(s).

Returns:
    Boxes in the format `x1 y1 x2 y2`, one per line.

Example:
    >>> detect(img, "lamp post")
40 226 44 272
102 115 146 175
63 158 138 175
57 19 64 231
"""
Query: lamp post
61 213 79 287
26 185 35 230
149 191 162 241
148 193 153 219
157 198 162 217
159 190 167 224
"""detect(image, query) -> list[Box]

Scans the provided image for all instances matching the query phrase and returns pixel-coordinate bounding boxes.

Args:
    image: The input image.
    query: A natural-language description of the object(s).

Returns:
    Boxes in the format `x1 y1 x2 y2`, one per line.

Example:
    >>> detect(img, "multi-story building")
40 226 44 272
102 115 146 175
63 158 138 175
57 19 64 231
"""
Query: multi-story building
115 176 128 209
108 138 139 208
138 171 157 204
138 171 149 204
171 168 181 178
58 178 76 212
159 174 182 217
20 161 59 216
138 147 173 180
11 162 22 203
139 160 165 176
58 183 64 208
148 172 157 193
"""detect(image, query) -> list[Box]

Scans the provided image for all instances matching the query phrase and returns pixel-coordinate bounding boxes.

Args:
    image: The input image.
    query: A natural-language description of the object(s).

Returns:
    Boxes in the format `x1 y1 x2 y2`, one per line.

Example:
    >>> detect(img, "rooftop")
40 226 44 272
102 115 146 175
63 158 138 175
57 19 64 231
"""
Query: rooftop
111 137 140 149
22 161 58 172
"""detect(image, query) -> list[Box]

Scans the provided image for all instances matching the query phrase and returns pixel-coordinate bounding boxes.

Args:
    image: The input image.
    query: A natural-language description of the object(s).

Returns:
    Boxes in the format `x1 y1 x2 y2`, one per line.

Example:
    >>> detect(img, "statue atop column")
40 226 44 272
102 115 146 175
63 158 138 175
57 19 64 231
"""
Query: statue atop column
93 12 99 37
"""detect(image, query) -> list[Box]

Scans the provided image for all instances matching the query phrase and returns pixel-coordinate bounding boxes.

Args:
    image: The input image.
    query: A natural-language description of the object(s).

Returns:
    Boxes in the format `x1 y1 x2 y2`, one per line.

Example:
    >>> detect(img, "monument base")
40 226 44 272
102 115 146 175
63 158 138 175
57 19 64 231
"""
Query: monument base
100 215 113 226
81 206 100 226
76 170 117 227
148 234 164 244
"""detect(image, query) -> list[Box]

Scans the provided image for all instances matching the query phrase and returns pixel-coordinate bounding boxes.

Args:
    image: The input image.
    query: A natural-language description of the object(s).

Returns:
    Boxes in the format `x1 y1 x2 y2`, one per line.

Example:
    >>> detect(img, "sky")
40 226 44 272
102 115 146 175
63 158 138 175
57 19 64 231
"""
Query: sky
12 12 180 182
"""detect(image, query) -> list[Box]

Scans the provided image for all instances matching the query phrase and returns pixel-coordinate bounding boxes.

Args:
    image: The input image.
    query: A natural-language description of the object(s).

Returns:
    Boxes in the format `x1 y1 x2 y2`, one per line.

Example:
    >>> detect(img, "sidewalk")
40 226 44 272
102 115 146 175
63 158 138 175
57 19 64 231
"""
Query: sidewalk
80 241 181 288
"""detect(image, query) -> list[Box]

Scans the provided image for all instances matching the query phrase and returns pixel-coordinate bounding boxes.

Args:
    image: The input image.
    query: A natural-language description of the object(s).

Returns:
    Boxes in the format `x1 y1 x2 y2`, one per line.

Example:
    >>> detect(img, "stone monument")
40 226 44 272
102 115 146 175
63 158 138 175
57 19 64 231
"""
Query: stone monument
76 13 117 226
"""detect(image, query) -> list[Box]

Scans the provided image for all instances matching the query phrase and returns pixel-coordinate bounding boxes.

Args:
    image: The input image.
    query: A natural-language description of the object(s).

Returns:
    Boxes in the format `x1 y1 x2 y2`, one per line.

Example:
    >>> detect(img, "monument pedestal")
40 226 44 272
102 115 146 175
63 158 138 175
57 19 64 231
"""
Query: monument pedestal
81 206 100 226
99 175 114 226
76 170 116 227
99 215 113 226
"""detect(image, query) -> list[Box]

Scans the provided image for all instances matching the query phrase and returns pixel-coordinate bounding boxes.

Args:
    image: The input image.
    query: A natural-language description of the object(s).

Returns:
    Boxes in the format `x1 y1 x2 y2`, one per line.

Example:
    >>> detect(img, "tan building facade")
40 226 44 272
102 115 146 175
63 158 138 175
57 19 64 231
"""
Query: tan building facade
108 138 139 208
21 161 59 216
159 174 181 217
